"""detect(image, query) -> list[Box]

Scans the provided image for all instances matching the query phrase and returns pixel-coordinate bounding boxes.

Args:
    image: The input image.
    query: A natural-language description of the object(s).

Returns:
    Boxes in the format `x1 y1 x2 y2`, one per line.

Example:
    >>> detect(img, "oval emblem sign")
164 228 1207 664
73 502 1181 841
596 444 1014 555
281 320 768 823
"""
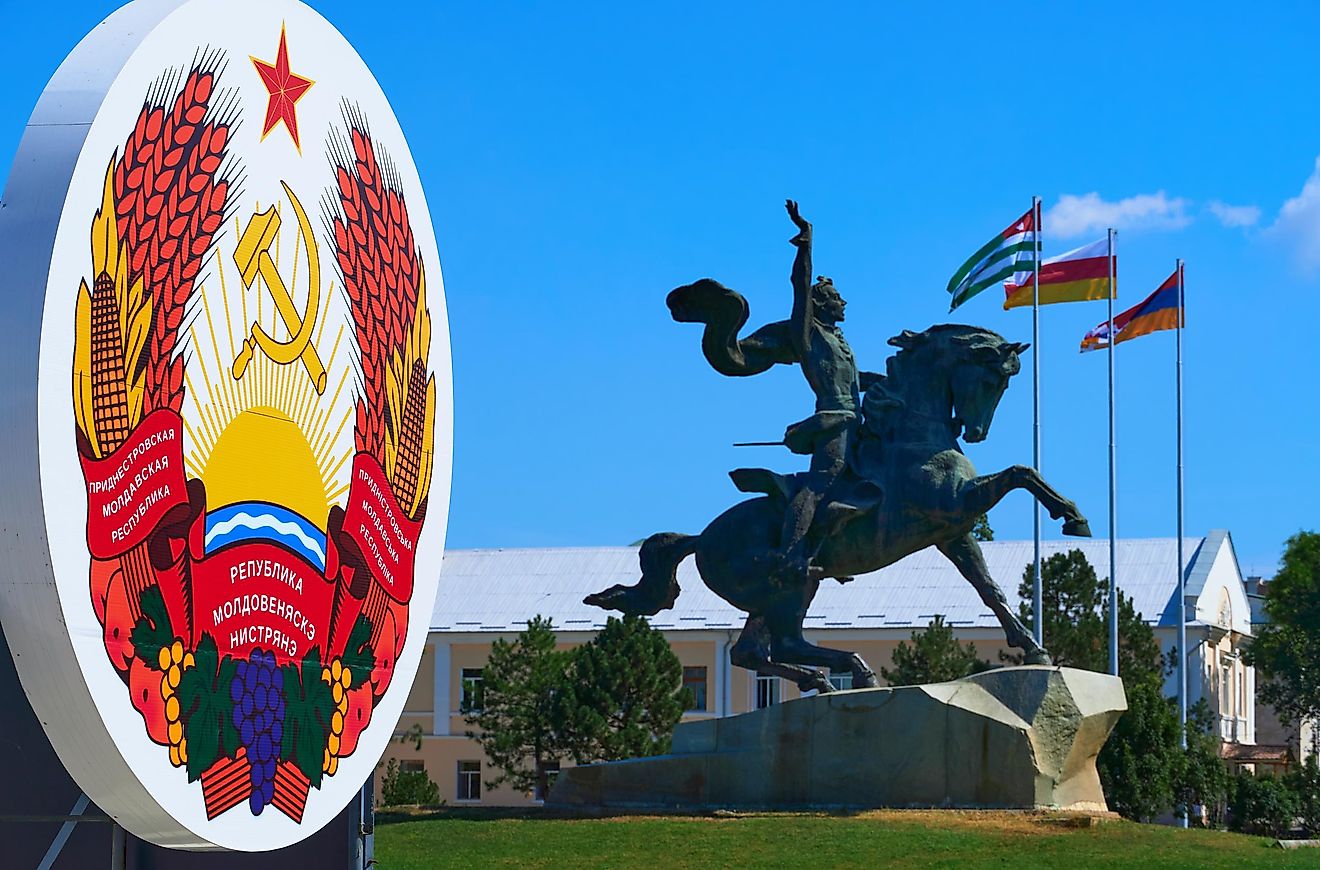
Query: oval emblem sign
0 0 451 850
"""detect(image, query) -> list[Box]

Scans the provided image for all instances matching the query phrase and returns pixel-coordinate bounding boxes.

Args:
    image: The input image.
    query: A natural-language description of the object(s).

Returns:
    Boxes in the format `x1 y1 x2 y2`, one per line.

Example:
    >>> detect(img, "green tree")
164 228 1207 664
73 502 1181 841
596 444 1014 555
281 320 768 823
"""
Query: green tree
463 616 573 798
971 514 994 542
563 615 689 762
1177 700 1230 826
1244 531 1320 729
1285 757 1320 836
880 616 991 685
1008 549 1162 683
1098 677 1181 821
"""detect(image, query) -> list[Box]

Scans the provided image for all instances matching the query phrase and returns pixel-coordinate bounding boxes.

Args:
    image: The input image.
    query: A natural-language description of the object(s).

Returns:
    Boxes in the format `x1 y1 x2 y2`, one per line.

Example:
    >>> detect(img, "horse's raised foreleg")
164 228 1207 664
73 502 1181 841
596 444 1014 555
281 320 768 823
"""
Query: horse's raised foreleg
937 533 1050 665
959 465 1091 537
729 616 834 695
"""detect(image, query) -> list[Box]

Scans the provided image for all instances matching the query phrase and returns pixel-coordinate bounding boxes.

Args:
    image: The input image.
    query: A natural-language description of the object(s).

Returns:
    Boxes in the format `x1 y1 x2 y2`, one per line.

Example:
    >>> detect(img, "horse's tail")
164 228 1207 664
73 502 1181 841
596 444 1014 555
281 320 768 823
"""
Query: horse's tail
666 280 795 377
583 532 698 616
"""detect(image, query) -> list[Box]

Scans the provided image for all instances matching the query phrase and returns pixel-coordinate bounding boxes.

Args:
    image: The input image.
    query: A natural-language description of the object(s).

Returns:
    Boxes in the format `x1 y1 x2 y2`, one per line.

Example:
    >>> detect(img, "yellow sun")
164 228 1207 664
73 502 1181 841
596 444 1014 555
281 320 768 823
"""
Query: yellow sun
202 406 329 525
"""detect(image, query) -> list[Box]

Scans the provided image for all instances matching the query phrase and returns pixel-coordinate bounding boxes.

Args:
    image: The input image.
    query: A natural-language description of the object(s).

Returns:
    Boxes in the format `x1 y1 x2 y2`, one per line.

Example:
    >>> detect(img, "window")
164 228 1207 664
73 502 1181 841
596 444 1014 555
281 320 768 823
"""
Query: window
460 667 484 713
534 761 561 801
457 760 481 801
756 675 780 709
683 666 708 711
828 670 853 691
400 759 425 773
1219 659 1237 740
1238 666 1246 722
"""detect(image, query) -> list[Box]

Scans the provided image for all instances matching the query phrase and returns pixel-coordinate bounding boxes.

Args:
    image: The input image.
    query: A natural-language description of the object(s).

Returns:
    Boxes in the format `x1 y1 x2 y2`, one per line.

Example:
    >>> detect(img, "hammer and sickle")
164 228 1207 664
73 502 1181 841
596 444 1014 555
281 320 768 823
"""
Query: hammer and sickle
230 180 327 394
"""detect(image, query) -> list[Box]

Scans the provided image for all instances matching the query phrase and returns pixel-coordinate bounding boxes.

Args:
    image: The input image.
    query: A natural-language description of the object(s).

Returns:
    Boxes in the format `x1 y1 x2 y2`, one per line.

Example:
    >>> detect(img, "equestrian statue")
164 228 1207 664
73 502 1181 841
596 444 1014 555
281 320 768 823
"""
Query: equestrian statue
585 201 1092 694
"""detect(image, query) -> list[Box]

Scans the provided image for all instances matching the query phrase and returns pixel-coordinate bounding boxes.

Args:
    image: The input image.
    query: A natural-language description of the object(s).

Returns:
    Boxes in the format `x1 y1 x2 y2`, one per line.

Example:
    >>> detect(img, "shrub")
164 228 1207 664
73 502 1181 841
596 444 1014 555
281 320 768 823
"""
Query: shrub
1228 772 1300 838
1285 757 1320 836
380 758 441 806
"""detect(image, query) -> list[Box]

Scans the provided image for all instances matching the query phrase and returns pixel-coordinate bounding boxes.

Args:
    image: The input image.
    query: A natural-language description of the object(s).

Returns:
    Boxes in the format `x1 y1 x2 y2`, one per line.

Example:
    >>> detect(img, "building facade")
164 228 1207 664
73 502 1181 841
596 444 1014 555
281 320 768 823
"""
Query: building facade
384 531 1263 806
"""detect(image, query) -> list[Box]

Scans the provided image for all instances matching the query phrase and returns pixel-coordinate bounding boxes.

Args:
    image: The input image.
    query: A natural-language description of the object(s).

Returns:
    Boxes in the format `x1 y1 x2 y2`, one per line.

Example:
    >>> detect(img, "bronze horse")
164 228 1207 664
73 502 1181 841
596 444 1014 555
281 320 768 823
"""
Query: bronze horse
587 323 1092 693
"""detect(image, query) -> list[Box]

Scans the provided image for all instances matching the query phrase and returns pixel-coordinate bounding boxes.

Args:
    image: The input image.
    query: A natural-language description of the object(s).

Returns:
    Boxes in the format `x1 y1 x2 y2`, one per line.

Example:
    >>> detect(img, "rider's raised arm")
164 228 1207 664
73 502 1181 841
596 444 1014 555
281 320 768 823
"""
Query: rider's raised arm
786 199 813 356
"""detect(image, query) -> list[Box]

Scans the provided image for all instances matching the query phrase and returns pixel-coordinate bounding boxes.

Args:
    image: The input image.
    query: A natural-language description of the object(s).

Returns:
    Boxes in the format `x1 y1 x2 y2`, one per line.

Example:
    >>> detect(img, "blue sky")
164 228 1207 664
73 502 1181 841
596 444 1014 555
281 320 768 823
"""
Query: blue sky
5 1 1320 577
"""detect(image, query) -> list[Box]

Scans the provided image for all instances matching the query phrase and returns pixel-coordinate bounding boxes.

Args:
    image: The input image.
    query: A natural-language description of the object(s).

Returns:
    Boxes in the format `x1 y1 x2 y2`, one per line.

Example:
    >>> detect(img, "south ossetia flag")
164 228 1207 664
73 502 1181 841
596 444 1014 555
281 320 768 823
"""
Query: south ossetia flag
1004 236 1113 310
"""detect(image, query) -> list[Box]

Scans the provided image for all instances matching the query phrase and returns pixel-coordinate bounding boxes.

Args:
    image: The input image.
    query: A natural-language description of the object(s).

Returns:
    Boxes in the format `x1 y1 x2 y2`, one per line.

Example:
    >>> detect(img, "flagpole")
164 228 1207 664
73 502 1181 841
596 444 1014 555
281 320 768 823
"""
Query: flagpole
1176 259 1188 828
1107 228 1118 677
1176 260 1187 738
1032 196 1043 649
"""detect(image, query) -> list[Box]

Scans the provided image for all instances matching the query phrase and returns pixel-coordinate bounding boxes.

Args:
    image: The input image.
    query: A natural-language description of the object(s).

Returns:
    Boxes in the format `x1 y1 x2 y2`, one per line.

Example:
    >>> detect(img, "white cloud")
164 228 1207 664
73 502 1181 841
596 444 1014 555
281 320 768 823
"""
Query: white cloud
1267 157 1320 271
1207 200 1261 228
1045 191 1192 238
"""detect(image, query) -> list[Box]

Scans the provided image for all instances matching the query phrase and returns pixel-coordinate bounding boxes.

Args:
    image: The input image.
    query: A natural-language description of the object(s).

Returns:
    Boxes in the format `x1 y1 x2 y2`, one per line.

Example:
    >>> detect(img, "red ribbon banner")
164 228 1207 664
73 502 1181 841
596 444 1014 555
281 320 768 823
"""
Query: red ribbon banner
340 453 421 603
80 408 189 559
190 541 337 661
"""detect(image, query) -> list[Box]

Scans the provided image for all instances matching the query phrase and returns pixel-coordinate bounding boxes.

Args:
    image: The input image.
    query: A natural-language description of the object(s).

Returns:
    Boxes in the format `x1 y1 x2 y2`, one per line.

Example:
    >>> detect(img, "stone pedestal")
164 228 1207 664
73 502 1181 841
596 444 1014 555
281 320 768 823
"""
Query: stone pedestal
548 666 1126 812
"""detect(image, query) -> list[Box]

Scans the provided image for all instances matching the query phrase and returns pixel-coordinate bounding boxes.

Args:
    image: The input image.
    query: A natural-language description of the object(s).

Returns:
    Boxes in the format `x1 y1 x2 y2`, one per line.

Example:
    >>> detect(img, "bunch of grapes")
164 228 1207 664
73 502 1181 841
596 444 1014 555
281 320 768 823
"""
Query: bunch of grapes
158 639 194 767
229 648 286 815
320 658 352 776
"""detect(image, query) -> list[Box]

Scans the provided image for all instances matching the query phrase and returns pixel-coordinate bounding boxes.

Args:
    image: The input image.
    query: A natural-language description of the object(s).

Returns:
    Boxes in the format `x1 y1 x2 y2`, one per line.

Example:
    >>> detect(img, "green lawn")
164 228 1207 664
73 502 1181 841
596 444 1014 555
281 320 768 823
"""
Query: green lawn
373 808 1318 869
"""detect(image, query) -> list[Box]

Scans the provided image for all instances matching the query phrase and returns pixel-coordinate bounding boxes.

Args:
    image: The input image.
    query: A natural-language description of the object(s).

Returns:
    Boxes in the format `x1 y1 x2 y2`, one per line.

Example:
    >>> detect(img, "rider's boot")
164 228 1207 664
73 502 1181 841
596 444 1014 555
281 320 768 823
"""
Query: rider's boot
771 539 810 585
774 484 824 583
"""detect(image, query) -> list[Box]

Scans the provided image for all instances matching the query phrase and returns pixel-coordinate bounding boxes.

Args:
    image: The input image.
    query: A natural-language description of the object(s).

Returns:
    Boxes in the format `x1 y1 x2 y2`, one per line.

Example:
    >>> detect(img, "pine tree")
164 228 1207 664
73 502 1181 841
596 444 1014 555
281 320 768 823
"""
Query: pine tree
1009 549 1162 683
463 616 573 797
1244 531 1320 729
879 615 991 686
562 615 688 762
971 514 994 542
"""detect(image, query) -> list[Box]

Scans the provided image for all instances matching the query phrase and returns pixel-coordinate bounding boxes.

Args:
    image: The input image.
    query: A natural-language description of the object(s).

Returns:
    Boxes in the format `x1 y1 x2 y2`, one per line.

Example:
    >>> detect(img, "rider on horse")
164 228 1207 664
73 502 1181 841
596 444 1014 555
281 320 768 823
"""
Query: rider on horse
775 200 864 583
661 201 880 582
586 203 1089 685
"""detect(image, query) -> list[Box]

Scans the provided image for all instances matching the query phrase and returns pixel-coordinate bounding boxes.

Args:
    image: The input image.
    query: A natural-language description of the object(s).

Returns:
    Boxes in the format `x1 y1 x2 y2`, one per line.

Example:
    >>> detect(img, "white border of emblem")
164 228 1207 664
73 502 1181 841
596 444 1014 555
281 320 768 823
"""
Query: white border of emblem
0 0 452 850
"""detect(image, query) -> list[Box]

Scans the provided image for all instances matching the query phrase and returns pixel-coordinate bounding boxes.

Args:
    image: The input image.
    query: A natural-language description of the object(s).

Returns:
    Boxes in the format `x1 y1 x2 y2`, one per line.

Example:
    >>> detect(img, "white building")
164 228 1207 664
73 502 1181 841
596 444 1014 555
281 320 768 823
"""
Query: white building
384 531 1271 805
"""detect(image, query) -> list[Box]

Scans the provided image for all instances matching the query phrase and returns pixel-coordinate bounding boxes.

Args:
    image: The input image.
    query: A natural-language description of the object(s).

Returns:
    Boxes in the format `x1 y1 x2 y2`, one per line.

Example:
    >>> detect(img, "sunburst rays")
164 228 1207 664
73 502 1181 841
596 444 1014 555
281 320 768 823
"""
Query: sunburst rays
183 202 354 519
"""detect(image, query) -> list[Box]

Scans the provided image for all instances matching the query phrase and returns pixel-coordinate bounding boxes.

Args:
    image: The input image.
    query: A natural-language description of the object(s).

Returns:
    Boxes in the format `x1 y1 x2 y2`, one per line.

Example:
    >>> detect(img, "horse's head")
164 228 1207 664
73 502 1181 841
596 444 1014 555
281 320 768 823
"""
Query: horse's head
885 326 1028 443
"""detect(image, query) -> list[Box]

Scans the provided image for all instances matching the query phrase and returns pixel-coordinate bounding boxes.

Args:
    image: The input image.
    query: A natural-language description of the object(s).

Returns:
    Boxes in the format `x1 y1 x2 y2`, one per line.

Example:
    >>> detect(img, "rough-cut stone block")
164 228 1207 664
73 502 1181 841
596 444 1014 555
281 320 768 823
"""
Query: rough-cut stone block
548 666 1125 812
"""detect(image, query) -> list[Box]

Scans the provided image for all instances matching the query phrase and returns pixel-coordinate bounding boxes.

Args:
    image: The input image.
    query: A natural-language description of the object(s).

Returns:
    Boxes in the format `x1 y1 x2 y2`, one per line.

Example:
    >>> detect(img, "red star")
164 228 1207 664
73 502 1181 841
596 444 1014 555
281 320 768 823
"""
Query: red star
251 26 314 150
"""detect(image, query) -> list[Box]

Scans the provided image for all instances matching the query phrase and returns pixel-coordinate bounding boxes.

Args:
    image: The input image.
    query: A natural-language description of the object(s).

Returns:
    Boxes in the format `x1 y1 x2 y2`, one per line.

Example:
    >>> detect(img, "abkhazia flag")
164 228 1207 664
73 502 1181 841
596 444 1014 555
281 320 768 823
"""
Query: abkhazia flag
1003 237 1113 310
1080 267 1182 352
946 206 1038 311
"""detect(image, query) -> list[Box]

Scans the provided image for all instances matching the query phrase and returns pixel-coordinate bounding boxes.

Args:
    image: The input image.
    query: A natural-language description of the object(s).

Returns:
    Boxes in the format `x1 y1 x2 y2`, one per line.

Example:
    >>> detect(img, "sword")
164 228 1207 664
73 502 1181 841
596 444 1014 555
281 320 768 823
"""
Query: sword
732 441 786 447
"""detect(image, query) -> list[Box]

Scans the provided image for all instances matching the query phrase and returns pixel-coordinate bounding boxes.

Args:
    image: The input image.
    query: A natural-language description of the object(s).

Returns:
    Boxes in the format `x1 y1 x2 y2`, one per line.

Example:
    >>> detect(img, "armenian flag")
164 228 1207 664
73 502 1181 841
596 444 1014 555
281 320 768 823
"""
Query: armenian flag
1003 237 1113 309
1080 267 1182 352
946 205 1038 311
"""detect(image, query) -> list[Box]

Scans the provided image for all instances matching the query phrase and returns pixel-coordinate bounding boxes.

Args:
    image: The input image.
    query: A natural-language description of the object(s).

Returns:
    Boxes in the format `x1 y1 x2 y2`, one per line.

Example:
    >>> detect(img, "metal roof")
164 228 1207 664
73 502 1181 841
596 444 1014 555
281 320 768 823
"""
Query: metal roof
433 533 1231 633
